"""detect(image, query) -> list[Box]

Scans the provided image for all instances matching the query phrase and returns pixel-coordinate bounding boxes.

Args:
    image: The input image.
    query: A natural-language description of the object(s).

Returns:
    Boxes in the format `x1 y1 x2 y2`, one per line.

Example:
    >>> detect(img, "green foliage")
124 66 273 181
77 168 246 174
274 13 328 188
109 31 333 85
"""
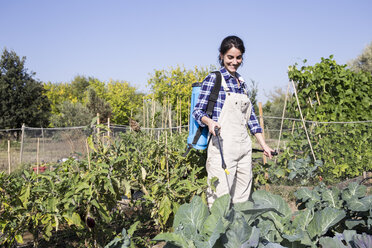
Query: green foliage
0 130 208 247
153 194 273 248
318 230 372 248
287 156 323 185
50 101 94 127
85 87 112 123
348 41 372 74
283 55 372 180
45 77 142 126
109 131 208 229
155 181 371 248
105 227 132 248
147 65 214 125
106 80 143 125
262 88 295 139
294 182 372 232
0 48 51 129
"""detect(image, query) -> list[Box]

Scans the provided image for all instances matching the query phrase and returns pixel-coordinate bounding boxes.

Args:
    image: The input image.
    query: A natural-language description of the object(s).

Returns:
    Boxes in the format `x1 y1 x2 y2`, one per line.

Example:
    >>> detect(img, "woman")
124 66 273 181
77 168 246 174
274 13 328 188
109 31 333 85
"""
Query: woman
192 35 274 207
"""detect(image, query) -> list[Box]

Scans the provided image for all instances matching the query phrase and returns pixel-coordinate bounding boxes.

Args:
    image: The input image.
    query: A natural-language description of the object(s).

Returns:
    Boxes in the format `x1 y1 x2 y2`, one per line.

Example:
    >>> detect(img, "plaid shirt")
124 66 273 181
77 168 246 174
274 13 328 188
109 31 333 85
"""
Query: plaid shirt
192 67 262 135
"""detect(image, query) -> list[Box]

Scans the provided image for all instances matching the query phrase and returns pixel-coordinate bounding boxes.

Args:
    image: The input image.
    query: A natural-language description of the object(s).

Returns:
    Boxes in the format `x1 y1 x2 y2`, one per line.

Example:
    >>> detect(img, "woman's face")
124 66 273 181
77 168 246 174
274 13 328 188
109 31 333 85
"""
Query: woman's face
220 46 242 75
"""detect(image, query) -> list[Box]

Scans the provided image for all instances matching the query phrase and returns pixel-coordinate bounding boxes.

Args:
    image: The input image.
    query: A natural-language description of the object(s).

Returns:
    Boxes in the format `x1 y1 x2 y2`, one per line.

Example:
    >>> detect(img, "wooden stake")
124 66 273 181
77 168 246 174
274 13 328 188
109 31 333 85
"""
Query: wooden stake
179 97 182 133
37 138 40 174
291 80 317 161
176 97 179 131
97 113 100 135
151 98 155 136
316 91 321 105
107 118 111 146
143 97 146 129
258 102 267 164
20 124 25 164
168 97 172 136
163 98 167 130
146 99 149 133
291 120 295 135
161 98 164 129
86 138 91 170
8 140 11 175
165 132 169 185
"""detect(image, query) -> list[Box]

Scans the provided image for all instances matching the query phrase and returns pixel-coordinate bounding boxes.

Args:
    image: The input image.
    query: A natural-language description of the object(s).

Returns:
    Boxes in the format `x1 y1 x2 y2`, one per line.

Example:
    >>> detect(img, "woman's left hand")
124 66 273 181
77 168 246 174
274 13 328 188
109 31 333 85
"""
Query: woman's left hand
254 133 275 159
262 145 275 159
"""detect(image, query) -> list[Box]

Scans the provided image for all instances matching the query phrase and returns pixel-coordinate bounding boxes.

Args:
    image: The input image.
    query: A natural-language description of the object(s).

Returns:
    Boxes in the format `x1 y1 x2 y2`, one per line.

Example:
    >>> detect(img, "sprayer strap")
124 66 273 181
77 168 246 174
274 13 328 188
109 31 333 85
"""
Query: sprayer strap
191 71 222 146
205 71 222 117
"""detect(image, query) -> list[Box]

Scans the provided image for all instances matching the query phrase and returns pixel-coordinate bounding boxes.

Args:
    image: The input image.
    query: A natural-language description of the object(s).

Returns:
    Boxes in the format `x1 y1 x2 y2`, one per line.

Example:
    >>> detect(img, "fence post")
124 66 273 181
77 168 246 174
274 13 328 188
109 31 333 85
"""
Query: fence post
107 117 111 138
36 138 40 174
8 140 11 175
179 97 182 133
168 96 172 136
143 97 146 130
20 124 25 164
97 113 100 134
86 138 91 170
258 102 267 164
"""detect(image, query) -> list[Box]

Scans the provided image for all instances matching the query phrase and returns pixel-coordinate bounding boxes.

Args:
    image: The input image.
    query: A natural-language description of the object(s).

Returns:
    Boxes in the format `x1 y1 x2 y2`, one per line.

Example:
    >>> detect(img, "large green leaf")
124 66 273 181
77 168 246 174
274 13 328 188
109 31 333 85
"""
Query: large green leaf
19 184 31 208
307 207 346 239
224 211 259 248
294 188 320 203
321 188 341 208
63 212 83 227
233 200 278 224
203 194 230 235
252 190 291 232
153 233 194 248
319 237 347 248
341 182 366 202
282 229 313 246
173 196 208 235
291 209 313 231
194 217 226 248
347 195 372 212
159 195 172 225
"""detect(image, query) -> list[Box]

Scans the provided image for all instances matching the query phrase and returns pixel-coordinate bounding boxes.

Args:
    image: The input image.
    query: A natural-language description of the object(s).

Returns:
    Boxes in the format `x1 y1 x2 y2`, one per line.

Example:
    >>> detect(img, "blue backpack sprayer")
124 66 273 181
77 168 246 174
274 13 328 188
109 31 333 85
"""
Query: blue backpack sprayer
183 71 223 156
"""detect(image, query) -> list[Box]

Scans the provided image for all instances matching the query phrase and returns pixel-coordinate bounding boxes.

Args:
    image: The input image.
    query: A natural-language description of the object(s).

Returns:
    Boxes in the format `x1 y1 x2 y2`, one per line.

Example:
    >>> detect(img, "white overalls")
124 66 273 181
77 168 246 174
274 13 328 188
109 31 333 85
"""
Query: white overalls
206 76 253 207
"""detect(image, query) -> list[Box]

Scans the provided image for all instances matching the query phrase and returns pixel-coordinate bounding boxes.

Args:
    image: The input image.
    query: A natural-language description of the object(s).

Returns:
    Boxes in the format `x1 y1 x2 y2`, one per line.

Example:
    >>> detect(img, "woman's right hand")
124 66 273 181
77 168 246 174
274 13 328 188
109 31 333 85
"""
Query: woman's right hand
201 116 221 136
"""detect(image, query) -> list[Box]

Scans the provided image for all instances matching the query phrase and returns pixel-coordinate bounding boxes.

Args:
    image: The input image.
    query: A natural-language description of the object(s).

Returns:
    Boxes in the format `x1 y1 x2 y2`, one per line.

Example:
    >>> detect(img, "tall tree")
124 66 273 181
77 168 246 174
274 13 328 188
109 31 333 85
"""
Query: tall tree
50 101 92 127
85 87 112 123
0 48 50 129
147 65 213 125
106 80 143 125
348 41 372 74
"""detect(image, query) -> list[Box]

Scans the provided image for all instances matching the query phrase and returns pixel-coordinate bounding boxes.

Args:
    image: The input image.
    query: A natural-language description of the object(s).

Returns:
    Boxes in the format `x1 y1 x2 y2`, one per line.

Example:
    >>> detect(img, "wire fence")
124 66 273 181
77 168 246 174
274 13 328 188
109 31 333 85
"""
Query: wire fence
0 116 371 173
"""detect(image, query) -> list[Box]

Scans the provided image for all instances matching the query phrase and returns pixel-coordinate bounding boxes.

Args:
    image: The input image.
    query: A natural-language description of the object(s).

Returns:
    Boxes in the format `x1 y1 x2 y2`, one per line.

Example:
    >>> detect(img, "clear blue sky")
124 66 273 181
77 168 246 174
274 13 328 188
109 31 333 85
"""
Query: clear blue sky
1 0 371 103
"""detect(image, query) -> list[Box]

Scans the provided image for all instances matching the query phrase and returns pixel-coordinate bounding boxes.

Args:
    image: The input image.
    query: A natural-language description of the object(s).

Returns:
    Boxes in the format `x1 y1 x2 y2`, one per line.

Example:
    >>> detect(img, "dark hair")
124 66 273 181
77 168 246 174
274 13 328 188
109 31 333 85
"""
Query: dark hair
218 36 245 66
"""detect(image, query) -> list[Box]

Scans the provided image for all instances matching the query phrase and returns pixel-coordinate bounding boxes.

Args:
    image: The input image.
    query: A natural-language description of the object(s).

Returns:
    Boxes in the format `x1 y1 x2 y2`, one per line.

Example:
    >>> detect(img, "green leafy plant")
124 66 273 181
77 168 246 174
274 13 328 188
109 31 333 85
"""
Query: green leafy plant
282 56 372 181
287 156 323 185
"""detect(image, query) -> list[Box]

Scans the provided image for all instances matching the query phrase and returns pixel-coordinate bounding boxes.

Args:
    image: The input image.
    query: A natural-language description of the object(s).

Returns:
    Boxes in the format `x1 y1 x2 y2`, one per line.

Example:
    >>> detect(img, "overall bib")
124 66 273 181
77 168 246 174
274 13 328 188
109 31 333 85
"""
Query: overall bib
206 76 253 207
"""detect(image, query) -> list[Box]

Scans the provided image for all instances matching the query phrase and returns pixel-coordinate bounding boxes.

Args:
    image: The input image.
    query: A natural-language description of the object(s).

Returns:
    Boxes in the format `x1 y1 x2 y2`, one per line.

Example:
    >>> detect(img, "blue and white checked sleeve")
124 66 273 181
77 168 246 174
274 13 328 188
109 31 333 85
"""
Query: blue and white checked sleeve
247 108 262 134
192 69 263 135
